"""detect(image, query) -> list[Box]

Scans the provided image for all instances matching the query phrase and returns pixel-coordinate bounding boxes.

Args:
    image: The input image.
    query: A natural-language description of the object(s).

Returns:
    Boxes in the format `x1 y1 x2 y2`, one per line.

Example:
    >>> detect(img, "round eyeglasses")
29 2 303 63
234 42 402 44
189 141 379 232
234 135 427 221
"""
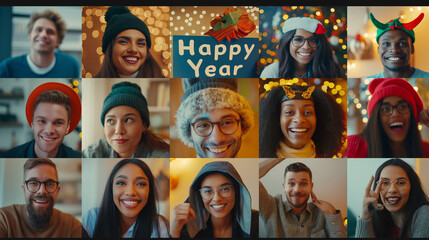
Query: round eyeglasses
25 180 59 193
379 102 410 116
291 36 320 48
376 178 409 191
199 184 233 200
191 118 240 137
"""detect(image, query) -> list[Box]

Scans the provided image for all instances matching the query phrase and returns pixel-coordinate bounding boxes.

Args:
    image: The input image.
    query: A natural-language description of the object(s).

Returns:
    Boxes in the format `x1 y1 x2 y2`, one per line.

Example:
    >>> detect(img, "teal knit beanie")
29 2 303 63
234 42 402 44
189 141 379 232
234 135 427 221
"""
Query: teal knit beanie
102 6 151 53
101 81 150 127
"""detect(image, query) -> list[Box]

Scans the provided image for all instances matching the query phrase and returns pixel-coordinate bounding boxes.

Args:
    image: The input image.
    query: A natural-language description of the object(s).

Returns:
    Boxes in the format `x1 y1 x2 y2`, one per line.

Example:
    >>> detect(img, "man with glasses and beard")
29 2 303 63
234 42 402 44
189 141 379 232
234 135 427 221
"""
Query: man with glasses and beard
175 78 255 158
0 158 81 237
258 159 346 238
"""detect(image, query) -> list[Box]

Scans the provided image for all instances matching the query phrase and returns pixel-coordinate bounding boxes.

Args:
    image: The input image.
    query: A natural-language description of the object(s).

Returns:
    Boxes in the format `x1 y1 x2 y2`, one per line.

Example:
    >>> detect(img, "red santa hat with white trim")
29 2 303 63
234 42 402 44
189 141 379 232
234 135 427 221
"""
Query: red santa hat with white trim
282 17 327 34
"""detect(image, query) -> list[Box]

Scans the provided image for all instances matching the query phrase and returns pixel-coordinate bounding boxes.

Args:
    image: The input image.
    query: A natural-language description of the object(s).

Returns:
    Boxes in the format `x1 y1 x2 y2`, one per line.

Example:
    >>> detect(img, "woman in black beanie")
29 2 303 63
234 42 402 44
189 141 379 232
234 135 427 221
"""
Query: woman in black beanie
83 81 169 158
96 6 164 78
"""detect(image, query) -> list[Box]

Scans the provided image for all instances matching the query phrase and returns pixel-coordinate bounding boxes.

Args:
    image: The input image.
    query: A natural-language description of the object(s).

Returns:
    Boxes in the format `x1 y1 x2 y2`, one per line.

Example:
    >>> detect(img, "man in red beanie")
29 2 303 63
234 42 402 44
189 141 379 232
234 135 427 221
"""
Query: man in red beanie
0 82 81 158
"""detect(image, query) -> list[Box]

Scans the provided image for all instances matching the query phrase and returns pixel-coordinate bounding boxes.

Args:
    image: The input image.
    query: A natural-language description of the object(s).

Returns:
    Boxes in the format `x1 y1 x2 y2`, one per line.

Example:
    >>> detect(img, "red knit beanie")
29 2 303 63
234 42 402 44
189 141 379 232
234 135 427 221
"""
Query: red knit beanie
367 78 423 122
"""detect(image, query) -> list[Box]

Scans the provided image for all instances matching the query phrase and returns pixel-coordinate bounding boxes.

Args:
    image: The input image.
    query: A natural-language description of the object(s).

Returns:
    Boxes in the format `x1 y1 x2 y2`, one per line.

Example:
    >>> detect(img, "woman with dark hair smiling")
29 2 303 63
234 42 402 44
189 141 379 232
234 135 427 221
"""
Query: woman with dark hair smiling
259 84 346 158
260 17 345 78
357 158 429 238
348 78 429 158
95 6 164 78
82 159 169 238
170 161 258 238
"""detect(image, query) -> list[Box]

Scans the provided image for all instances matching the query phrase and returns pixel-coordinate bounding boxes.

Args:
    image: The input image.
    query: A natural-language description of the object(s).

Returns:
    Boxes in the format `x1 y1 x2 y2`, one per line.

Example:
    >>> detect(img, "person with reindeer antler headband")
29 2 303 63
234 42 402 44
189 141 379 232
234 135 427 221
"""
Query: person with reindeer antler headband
259 84 346 158
260 17 345 78
367 12 429 78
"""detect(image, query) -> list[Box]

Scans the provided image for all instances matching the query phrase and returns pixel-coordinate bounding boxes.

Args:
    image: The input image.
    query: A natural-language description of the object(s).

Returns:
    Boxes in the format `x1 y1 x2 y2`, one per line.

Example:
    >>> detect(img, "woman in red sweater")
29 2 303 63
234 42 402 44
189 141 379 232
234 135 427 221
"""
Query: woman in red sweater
348 78 429 158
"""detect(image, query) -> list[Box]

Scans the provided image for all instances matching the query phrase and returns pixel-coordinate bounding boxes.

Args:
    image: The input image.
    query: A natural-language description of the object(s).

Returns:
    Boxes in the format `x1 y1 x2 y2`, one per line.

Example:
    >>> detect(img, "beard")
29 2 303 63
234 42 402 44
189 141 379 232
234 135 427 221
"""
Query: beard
27 193 54 229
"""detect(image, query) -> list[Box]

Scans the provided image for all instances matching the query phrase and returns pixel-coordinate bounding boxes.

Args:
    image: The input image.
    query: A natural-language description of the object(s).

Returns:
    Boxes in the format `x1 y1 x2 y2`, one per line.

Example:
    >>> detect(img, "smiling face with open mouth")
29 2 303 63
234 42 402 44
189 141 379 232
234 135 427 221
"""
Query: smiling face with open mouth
191 108 242 158
23 164 59 227
378 30 414 73
280 99 316 149
380 96 411 144
289 29 317 68
32 102 70 158
379 165 410 213
113 163 150 223
112 29 148 76
200 173 235 220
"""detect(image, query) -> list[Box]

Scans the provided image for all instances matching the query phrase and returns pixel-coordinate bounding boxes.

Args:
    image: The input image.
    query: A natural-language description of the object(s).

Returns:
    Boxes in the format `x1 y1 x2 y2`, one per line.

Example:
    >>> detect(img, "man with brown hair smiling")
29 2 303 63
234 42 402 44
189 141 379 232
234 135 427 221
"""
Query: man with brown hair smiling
0 82 81 158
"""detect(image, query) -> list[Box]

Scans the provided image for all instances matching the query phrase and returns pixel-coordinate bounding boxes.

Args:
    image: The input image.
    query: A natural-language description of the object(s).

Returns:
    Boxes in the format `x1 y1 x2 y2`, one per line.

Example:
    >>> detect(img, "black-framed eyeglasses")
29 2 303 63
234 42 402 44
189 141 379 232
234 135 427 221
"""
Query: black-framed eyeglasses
199 184 234 200
191 118 240 137
379 102 410 116
291 36 320 48
25 180 59 193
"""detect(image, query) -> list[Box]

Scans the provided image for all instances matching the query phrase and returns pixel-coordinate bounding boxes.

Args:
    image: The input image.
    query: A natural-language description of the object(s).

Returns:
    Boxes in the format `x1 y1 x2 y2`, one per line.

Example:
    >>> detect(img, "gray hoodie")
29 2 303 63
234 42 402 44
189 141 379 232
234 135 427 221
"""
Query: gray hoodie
184 161 254 238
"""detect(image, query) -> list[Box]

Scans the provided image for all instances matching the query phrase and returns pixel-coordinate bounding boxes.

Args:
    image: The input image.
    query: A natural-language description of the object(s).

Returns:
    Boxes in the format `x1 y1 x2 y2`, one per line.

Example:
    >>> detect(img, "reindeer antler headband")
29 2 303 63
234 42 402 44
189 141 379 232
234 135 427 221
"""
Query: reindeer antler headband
281 85 315 102
370 12 424 43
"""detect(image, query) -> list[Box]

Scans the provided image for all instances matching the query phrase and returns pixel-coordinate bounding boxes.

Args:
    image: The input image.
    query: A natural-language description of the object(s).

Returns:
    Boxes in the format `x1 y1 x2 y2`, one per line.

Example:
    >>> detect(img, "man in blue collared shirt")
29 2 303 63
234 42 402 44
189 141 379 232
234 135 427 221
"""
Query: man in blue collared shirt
0 82 81 158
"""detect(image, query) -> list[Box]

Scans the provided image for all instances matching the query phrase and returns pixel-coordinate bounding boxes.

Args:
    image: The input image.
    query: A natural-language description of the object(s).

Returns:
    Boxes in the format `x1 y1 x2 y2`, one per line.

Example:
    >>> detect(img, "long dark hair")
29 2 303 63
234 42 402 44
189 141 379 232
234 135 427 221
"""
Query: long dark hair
259 85 346 157
277 30 346 78
140 130 170 151
361 101 423 158
371 158 429 237
92 159 161 238
96 41 164 78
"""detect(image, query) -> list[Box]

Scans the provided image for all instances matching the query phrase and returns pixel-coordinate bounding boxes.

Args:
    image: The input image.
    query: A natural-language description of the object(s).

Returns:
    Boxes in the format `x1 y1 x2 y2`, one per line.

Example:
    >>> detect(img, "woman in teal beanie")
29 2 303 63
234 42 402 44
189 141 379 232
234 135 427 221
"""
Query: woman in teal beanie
96 6 164 78
83 81 169 158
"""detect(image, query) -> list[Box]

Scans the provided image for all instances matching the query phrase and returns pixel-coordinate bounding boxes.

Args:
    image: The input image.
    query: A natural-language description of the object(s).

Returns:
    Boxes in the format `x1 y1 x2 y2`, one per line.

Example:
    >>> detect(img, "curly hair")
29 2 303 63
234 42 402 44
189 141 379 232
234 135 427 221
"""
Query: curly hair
259 85 346 157
277 30 346 78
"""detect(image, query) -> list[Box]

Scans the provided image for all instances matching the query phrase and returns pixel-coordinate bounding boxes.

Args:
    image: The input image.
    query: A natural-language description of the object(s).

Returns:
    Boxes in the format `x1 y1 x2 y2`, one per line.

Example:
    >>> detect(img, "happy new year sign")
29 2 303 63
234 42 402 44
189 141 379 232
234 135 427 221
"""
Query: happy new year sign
173 35 258 78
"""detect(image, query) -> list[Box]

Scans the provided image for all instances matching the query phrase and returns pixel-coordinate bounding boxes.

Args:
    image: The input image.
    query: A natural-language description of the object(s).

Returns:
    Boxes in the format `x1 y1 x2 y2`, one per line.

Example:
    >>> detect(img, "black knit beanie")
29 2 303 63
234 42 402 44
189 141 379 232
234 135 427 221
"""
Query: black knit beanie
101 81 150 127
102 6 152 53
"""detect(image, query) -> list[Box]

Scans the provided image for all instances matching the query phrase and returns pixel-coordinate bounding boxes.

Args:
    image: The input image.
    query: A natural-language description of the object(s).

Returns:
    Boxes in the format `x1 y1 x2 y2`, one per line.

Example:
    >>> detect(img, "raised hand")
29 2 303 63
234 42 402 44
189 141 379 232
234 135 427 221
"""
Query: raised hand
170 203 197 238
311 190 336 215
361 175 384 220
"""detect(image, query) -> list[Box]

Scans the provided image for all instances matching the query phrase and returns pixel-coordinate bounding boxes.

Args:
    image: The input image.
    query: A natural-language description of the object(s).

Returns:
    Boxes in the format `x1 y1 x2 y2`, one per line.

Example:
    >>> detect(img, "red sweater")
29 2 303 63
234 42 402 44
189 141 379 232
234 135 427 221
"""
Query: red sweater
347 134 429 158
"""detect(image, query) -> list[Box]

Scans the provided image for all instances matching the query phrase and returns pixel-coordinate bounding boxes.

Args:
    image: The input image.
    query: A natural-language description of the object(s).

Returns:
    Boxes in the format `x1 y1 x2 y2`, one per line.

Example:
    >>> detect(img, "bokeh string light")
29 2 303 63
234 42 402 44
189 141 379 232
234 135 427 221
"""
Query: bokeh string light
259 6 347 75
82 6 171 78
